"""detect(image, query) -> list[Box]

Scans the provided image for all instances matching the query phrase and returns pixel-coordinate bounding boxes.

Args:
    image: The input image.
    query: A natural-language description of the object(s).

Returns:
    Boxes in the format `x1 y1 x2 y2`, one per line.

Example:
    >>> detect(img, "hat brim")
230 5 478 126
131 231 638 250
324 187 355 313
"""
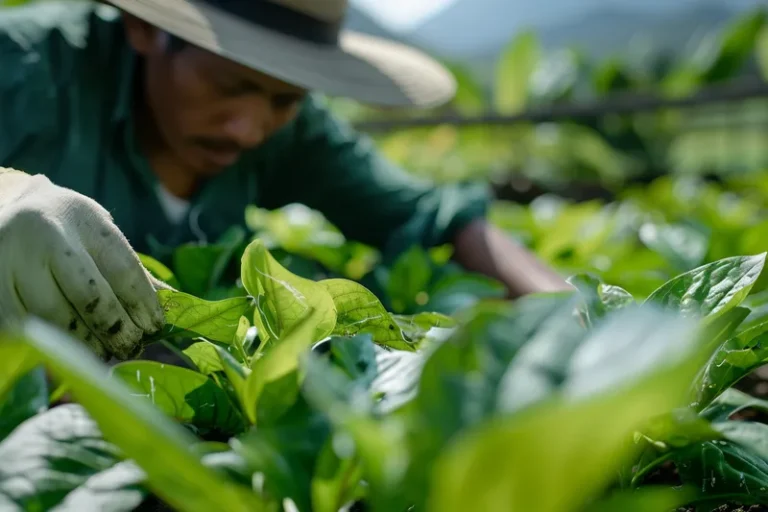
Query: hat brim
106 0 456 108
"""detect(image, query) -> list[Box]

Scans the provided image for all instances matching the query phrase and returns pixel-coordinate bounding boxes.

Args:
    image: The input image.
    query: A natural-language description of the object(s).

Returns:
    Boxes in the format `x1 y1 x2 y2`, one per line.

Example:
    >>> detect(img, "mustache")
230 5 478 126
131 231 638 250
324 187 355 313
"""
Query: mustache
192 138 244 154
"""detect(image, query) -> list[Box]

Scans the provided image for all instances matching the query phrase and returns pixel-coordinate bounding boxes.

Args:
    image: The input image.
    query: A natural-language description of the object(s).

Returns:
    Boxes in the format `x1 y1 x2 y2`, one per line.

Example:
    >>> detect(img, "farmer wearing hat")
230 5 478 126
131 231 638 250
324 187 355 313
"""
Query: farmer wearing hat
0 0 570 361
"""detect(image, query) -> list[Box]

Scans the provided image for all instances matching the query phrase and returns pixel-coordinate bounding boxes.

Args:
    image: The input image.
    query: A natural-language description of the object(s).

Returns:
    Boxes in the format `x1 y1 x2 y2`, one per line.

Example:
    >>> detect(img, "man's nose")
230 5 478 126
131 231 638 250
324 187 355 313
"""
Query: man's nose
222 101 271 148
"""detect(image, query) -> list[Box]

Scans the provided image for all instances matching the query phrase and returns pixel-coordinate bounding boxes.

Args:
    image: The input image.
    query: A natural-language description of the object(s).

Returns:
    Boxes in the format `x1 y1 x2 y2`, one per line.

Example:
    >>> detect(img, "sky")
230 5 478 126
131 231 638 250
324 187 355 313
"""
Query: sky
351 0 457 31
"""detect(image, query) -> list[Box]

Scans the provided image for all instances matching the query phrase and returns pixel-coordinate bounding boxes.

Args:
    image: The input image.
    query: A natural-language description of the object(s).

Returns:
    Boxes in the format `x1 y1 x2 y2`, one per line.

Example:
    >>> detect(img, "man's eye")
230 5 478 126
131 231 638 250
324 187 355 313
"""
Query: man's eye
272 95 302 109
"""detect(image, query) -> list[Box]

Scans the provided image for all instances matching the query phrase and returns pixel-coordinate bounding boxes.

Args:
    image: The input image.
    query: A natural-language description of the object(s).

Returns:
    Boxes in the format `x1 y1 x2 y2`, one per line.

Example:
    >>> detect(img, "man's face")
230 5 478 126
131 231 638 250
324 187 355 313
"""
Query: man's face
124 16 307 176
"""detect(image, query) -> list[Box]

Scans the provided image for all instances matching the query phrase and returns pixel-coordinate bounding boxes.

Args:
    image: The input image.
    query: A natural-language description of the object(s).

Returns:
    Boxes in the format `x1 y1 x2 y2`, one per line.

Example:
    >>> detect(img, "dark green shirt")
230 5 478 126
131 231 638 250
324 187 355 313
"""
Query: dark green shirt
0 1 490 264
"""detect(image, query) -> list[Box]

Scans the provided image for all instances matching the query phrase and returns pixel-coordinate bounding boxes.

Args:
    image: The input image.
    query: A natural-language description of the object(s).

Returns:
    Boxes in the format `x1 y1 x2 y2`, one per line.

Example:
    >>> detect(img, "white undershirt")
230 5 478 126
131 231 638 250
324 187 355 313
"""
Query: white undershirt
155 184 191 225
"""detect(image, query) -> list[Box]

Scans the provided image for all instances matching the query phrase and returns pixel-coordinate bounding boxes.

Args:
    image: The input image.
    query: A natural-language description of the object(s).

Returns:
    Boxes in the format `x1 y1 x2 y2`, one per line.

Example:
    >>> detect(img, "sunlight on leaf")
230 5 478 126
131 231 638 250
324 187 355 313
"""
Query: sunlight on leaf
241 239 336 345
158 290 253 343
320 279 416 352
12 319 263 512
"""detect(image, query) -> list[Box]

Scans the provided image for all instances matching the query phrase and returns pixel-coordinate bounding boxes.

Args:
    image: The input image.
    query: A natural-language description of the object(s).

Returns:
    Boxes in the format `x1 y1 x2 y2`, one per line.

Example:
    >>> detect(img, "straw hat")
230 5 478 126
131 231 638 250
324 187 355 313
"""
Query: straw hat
107 0 457 108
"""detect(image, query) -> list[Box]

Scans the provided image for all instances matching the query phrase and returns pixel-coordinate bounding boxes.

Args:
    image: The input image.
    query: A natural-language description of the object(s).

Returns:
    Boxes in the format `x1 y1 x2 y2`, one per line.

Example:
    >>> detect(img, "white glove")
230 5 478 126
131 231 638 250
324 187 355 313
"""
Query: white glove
0 168 166 360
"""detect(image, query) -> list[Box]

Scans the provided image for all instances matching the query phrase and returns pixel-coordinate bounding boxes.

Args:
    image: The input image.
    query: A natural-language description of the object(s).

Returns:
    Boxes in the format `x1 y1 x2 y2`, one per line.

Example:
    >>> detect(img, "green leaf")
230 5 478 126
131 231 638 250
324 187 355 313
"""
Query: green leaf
636 407 721 451
0 404 122 511
52 461 148 512
0 366 48 441
386 245 432 313
427 346 703 512
13 318 263 512
599 284 636 312
311 437 364 512
183 341 226 375
214 345 250 406
173 227 246 297
158 290 253 344
320 279 415 352
425 272 506 315
0 342 38 401
585 487 695 512
371 346 427 414
233 398 331 512
444 62 487 116
758 25 768 81
138 253 181 290
703 10 767 83
495 29 540 114
241 239 336 345
244 309 322 425
694 319 768 409
638 221 709 271
672 440 768 507
715 420 768 460
111 361 246 437
329 335 379 391
568 273 606 327
701 388 768 423
645 253 766 319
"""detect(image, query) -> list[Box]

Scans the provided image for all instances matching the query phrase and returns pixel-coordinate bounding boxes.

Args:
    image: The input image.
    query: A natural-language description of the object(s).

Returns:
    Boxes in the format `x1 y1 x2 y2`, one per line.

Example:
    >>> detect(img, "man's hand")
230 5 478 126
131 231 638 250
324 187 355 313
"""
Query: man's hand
453 218 574 299
0 168 165 360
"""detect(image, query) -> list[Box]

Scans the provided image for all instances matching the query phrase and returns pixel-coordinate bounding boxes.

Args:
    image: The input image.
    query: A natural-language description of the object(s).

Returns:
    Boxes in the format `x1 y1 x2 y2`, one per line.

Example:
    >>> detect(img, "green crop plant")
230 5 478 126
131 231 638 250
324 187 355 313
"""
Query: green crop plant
1 235 768 511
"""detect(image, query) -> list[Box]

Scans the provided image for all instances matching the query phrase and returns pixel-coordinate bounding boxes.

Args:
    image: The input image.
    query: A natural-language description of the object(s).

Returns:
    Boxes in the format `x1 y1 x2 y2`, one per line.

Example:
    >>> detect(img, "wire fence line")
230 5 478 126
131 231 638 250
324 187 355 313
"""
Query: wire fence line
352 78 768 132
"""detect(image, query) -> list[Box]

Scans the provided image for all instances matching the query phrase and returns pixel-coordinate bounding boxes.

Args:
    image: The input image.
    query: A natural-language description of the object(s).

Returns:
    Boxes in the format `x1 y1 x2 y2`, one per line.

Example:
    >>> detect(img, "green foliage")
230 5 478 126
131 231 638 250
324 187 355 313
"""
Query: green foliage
2 236 768 511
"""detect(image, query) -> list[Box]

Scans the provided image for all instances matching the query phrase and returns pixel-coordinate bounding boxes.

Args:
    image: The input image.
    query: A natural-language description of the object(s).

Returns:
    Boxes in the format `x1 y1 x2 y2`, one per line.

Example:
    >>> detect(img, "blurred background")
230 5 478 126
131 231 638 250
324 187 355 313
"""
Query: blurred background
327 0 768 298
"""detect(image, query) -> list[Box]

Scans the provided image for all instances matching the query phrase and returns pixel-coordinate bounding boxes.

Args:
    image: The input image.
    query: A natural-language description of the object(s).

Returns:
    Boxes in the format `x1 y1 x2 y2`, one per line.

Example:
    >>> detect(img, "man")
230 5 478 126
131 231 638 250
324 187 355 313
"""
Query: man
0 0 570 361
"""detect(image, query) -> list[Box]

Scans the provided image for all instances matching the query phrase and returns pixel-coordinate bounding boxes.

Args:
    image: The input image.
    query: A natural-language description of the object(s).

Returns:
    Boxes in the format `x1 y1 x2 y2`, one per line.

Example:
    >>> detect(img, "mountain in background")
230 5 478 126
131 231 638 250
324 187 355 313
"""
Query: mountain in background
343 5 410 43
408 0 765 69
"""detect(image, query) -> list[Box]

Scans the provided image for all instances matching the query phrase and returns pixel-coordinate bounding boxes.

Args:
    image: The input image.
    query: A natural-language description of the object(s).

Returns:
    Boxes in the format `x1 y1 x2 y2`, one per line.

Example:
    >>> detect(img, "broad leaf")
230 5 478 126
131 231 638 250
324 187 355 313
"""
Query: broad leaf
701 388 768 423
564 304 705 401
311 437 364 512
585 487 695 512
241 239 336 345
51 461 148 512
424 272 506 315
320 279 415 352
495 29 540 113
138 253 181 290
329 335 379 391
172 226 246 297
0 342 38 400
759 25 768 81
645 254 766 319
111 361 246 437
672 440 768 507
715 420 768 460
13 318 263 512
428 350 703 512
0 404 121 511
244 309 322 425
694 319 768 409
703 10 767 82
184 341 226 376
233 398 331 512
600 284 636 312
0 366 48 441
158 290 253 343
386 245 432 313
638 221 709 271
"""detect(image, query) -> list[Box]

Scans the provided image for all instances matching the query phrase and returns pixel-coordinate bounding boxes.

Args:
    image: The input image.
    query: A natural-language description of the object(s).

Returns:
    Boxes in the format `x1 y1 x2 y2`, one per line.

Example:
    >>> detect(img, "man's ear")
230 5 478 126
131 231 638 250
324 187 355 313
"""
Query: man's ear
121 12 167 55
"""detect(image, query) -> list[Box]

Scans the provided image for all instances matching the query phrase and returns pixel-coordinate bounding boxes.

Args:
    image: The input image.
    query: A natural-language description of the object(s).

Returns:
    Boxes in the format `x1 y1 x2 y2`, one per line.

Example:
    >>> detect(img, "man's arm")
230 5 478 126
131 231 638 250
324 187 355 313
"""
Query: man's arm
453 218 573 298
268 96 572 297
